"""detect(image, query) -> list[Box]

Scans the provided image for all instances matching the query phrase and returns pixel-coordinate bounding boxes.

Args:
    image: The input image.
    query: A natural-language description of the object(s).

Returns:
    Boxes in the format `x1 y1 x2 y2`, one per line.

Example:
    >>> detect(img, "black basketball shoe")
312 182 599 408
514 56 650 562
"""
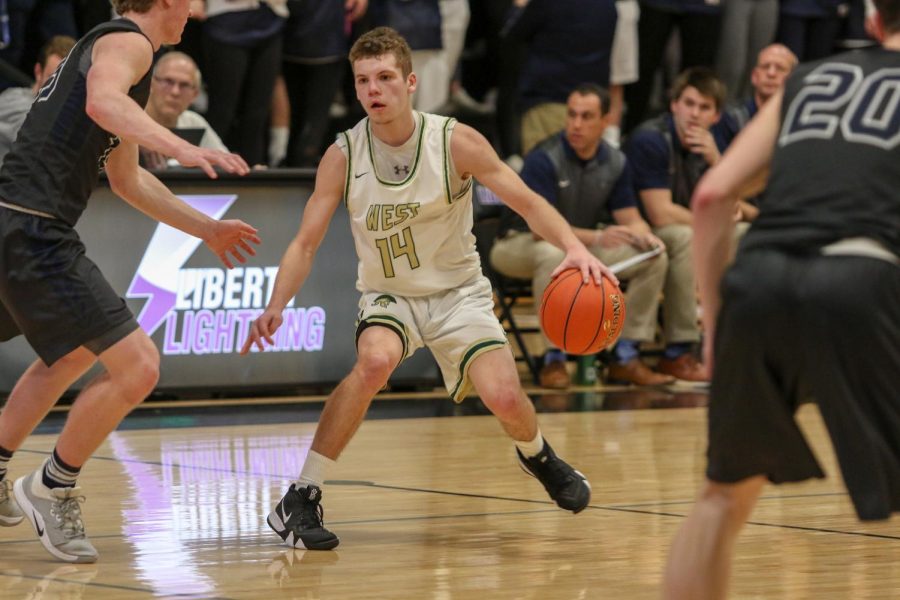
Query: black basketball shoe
267 484 340 550
517 441 591 513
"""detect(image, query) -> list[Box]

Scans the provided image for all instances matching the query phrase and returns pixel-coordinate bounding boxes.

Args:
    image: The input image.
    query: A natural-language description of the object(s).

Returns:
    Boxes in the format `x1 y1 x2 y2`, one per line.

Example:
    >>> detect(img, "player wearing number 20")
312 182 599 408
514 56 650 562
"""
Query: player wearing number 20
240 27 617 550
663 0 900 596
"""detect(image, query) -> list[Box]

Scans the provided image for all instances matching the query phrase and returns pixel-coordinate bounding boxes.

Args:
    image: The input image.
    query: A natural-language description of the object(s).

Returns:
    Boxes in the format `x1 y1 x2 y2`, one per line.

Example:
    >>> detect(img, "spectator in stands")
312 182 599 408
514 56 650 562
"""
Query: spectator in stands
607 0 641 147
280 0 367 168
715 0 779 102
460 0 524 160
369 0 441 112
490 84 676 388
0 0 78 91
623 67 727 383
778 0 848 61
624 0 722 133
0 35 75 167
626 67 725 228
502 0 619 155
140 52 227 169
201 0 288 165
714 44 797 222
716 44 798 147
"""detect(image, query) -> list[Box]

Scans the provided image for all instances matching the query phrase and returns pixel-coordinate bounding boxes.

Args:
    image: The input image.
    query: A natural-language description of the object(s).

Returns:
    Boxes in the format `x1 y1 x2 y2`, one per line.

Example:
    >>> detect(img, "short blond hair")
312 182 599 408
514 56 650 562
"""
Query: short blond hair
349 27 413 78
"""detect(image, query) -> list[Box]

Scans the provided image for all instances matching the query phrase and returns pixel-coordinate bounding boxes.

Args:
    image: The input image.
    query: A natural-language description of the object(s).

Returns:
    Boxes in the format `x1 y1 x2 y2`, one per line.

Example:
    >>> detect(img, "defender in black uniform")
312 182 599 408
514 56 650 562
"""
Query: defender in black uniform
663 1 900 597
0 0 258 563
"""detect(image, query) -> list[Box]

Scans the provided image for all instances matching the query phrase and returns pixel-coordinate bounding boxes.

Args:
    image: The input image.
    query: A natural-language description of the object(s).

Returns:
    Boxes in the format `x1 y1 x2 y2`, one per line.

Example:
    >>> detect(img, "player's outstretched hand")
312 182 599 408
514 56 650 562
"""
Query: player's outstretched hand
551 244 619 287
173 146 250 179
240 308 283 355
204 219 261 269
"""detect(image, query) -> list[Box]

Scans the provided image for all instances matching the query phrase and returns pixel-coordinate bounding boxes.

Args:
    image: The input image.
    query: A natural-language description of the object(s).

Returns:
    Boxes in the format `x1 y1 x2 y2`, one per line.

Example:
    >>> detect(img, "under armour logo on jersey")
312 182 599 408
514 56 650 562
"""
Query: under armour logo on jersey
393 165 410 176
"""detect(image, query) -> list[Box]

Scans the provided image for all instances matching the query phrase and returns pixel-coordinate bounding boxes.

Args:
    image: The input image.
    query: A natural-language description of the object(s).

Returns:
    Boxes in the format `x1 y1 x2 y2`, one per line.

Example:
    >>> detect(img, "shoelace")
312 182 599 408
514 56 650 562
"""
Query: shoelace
298 496 326 530
533 455 576 491
50 495 87 539
0 479 10 502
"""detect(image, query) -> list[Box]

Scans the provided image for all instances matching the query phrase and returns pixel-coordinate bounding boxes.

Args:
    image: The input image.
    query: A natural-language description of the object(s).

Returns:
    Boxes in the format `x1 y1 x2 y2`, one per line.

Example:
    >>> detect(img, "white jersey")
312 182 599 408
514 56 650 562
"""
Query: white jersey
338 112 481 297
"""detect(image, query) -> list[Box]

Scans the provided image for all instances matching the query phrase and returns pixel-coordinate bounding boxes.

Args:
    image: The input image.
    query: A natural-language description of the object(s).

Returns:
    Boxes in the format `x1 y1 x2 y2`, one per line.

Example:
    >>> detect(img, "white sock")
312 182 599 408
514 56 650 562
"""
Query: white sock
297 450 335 489
268 126 289 167
515 429 545 458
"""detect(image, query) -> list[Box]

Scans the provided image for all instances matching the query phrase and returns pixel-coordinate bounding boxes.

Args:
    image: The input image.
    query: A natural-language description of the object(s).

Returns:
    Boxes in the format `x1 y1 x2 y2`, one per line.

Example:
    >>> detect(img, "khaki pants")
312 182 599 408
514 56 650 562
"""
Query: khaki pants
490 227 700 350
520 103 567 156
652 224 701 344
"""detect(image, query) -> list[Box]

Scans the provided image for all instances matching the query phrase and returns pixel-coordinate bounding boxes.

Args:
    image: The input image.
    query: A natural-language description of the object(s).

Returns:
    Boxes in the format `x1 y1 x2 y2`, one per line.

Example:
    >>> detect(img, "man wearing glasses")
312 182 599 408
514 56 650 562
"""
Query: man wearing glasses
142 50 227 168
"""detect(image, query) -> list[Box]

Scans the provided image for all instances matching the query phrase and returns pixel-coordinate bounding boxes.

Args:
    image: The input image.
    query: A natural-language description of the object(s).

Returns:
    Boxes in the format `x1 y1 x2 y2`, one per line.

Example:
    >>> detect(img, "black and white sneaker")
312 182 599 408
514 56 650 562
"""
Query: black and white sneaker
517 441 591 513
267 484 339 550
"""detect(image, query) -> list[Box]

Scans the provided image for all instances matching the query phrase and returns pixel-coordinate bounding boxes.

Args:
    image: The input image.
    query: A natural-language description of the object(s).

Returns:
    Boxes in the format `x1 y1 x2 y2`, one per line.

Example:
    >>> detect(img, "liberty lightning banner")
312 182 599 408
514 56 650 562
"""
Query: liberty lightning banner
0 179 438 393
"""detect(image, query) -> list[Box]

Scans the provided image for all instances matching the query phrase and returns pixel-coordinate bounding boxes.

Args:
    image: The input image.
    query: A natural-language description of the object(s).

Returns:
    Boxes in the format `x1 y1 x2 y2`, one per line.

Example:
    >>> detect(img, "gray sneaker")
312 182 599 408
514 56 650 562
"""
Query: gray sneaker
0 479 24 526
13 468 98 563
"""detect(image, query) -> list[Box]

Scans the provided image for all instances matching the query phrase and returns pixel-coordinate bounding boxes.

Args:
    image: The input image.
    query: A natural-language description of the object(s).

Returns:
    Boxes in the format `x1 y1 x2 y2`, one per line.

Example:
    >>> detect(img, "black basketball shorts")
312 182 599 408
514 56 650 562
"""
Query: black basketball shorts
0 208 139 365
707 249 900 521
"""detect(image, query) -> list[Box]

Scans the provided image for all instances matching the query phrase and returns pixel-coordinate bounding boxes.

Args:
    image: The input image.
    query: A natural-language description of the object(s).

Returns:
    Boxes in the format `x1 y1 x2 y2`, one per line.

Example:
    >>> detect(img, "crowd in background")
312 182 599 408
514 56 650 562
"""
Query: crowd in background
0 0 880 388
0 0 877 169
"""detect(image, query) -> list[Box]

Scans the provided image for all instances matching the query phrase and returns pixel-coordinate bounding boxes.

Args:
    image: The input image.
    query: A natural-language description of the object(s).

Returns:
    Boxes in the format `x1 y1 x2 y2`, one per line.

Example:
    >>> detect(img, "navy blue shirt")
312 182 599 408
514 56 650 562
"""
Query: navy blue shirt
503 0 617 111
625 114 727 208
521 135 636 212
283 0 347 61
779 0 845 18
625 115 680 191
713 97 758 148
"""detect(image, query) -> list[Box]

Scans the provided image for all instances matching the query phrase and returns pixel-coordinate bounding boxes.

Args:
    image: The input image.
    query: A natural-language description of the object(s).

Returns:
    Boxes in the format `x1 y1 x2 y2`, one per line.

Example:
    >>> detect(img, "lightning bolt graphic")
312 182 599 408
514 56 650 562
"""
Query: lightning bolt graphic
127 195 237 336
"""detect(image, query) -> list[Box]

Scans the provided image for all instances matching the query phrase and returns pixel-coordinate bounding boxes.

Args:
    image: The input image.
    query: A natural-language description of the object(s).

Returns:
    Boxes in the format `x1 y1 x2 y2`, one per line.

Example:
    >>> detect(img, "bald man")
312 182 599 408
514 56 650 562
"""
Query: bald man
714 44 798 222
715 44 798 147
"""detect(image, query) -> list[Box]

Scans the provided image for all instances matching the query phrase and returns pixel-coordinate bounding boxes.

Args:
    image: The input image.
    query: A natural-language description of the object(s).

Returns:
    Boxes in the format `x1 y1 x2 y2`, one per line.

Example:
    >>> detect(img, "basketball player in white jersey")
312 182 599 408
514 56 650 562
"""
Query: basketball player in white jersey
241 27 616 550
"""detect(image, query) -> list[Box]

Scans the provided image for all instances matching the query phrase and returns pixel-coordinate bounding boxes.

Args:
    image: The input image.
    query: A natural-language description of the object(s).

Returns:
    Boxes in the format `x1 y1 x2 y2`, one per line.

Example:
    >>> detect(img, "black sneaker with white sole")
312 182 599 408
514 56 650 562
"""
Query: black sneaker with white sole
517 441 591 513
267 484 339 550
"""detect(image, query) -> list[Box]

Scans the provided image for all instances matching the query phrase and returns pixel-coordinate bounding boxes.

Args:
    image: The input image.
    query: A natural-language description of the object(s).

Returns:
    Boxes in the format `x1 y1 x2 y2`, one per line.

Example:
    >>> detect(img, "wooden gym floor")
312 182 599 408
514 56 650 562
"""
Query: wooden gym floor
0 386 898 599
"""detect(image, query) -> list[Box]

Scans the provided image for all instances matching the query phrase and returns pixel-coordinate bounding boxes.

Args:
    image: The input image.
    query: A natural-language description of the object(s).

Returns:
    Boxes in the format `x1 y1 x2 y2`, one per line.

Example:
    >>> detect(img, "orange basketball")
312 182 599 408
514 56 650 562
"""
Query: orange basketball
539 268 626 355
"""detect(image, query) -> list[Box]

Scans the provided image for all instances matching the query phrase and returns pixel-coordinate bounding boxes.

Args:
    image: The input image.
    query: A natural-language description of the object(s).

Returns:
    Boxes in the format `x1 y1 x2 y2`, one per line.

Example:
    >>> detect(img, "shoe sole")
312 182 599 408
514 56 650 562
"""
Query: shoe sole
267 510 340 551
13 478 98 564
0 510 24 526
516 458 592 514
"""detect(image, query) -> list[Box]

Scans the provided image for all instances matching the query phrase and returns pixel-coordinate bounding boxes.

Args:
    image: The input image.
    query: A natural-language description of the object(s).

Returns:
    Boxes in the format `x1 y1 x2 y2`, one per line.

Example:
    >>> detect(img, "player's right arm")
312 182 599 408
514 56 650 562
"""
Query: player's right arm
692 90 782 369
240 143 347 354
85 32 248 178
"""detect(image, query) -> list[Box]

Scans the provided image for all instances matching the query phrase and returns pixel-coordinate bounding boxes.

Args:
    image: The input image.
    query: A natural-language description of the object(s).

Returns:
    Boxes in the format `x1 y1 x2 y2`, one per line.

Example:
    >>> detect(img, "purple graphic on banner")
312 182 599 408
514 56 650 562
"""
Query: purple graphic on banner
126 195 237 336
130 275 177 338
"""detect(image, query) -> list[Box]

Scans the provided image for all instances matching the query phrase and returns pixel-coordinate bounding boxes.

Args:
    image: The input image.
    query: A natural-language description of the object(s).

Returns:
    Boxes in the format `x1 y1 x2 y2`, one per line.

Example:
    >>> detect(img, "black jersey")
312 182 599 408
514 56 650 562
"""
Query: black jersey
0 18 152 227
741 47 900 257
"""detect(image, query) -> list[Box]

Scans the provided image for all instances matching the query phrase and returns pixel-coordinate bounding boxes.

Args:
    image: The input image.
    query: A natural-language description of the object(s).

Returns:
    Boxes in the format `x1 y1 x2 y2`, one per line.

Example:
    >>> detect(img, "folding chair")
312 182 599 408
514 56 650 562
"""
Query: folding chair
472 217 542 384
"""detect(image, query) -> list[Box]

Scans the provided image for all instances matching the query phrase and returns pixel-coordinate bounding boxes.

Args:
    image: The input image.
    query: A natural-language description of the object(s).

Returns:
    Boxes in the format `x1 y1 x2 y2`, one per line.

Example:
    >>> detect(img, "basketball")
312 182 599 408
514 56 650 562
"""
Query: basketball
539 268 626 355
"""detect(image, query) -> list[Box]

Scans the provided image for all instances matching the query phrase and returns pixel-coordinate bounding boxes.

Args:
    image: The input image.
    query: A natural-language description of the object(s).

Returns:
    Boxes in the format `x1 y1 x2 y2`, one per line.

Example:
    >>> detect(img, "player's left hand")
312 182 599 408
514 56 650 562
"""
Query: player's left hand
204 219 261 269
551 244 619 287
174 146 250 179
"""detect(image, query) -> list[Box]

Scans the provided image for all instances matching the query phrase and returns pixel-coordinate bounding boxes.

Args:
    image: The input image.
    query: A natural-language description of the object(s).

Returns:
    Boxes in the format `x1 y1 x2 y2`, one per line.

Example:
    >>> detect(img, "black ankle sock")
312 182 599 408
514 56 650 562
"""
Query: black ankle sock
42 448 81 489
0 445 12 482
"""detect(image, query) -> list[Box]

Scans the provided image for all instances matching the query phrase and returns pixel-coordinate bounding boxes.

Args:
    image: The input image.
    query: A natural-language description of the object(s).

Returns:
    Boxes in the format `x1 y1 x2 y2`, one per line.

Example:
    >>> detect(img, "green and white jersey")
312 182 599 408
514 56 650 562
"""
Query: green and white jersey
337 112 479 297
